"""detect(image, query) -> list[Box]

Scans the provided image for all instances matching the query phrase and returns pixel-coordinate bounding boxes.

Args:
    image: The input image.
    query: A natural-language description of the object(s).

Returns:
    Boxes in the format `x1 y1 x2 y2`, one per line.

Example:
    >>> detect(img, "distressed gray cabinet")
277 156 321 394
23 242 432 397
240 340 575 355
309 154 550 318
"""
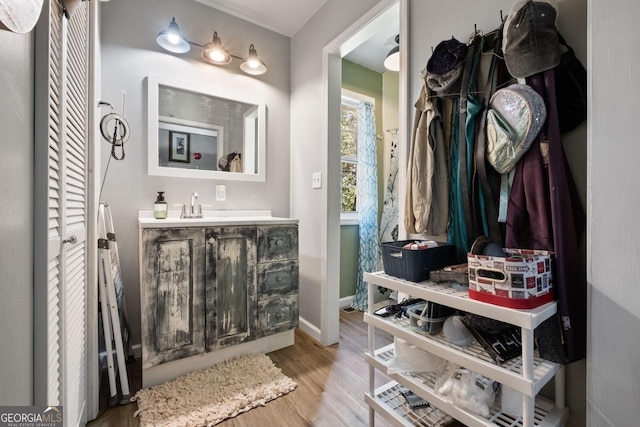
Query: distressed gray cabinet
205 226 257 351
140 218 298 369
140 228 206 368
256 225 299 337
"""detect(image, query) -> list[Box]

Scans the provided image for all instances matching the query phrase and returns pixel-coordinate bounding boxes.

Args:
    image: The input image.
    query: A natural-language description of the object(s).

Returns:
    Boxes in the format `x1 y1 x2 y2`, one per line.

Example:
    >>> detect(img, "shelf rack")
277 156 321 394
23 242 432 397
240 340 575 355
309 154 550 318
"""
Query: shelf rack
365 380 455 427
364 271 569 427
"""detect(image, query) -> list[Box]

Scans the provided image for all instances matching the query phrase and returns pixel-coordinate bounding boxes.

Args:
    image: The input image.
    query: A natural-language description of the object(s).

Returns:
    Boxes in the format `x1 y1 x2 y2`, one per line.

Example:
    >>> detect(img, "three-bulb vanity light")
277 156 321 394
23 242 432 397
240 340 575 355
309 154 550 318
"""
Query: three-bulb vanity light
156 17 267 76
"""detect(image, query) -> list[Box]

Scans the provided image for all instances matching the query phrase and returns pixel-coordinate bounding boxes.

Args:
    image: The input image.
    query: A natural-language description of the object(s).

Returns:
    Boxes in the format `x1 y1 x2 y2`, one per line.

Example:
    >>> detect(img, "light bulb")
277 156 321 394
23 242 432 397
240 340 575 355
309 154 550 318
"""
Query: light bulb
246 58 260 69
167 33 181 45
208 50 226 62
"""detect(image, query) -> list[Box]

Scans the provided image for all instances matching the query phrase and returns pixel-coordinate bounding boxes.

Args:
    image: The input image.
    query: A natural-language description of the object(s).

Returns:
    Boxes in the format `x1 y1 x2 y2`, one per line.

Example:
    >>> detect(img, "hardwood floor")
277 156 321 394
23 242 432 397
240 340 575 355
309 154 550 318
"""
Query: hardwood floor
87 309 395 427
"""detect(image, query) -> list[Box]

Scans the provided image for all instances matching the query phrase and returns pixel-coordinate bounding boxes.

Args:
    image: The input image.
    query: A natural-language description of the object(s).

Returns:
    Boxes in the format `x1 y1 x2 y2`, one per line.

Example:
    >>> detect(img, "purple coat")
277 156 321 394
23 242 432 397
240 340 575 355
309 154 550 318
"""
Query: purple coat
505 70 586 363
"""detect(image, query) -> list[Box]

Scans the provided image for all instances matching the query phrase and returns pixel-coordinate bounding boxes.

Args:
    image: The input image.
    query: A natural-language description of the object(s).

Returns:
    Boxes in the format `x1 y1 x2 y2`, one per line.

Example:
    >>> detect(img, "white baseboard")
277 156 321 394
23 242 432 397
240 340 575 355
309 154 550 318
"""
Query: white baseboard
339 295 354 308
339 291 395 309
298 316 322 343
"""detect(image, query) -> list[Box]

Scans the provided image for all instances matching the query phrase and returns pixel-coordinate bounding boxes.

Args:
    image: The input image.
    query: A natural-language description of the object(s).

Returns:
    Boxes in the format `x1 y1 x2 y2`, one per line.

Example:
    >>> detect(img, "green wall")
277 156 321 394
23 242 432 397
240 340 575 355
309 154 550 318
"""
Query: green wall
339 224 359 298
340 59 399 299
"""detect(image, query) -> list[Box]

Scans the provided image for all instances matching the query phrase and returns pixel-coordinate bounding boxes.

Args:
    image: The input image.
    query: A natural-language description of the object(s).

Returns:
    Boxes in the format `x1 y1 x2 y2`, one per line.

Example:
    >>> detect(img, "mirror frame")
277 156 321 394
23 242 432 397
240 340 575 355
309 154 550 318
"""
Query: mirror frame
146 73 266 181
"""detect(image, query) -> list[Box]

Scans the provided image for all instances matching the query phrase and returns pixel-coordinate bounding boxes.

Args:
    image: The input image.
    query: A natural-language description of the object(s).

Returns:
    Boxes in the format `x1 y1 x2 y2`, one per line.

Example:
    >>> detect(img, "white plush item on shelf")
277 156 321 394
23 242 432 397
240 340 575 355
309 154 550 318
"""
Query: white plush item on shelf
435 362 497 418
387 337 444 374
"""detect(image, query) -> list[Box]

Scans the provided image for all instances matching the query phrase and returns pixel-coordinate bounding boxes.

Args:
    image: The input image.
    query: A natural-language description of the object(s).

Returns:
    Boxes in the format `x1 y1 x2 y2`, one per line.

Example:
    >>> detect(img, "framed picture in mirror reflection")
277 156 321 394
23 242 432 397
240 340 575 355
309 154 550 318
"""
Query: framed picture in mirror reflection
169 131 190 163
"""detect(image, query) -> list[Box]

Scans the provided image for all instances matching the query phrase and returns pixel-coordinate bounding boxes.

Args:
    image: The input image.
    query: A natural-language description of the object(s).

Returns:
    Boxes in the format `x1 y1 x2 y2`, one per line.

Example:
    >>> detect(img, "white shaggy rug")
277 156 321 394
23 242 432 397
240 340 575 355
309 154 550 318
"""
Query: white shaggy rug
132 353 297 427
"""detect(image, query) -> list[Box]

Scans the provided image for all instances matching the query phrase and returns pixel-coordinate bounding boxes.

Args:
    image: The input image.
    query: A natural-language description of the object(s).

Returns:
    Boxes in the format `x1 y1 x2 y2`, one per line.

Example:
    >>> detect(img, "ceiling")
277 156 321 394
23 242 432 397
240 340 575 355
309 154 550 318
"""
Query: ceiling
194 0 399 74
193 0 328 37
343 3 399 73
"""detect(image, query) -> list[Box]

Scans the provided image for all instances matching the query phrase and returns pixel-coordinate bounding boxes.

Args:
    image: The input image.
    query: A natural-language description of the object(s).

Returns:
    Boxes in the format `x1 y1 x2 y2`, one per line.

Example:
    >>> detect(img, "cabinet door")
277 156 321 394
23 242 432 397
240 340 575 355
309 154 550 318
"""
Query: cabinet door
257 225 298 262
140 228 205 368
206 226 257 351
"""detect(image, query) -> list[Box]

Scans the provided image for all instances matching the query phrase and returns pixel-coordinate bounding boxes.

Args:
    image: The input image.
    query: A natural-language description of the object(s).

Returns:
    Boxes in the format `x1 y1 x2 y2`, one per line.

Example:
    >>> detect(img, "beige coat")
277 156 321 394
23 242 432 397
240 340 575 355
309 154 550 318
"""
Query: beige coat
404 83 449 235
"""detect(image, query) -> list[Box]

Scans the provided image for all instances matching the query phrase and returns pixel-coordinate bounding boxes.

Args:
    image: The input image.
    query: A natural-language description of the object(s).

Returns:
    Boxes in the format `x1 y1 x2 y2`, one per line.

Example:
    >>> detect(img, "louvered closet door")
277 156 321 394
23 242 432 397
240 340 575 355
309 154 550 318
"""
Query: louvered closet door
35 1 89 425
63 2 89 424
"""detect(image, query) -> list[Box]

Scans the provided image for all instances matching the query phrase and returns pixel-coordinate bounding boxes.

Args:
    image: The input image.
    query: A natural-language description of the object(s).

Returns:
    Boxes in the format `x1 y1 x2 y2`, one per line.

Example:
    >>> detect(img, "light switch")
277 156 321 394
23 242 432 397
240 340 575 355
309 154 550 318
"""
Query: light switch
216 184 226 201
312 172 322 189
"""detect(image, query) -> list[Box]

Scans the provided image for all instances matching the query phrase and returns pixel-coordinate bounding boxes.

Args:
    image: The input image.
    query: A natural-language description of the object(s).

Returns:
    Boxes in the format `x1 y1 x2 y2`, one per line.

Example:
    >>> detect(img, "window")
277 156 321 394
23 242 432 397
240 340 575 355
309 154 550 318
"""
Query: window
341 100 358 213
340 89 376 224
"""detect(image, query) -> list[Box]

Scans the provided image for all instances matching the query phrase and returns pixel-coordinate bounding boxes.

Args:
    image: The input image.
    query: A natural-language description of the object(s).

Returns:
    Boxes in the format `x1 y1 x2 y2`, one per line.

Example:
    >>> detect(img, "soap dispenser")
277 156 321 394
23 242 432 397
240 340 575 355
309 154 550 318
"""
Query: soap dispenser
154 191 167 219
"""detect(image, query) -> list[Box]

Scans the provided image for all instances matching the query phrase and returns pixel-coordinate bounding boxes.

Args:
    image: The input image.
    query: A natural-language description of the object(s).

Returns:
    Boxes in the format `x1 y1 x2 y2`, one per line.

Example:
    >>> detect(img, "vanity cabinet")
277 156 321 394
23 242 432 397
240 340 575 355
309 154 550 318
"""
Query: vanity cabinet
140 228 206 368
139 217 298 371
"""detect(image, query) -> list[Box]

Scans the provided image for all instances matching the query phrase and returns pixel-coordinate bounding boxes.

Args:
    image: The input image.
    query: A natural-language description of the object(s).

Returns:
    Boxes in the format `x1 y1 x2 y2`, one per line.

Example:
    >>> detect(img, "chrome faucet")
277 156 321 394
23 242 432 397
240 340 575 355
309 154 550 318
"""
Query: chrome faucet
178 192 202 218
190 192 200 218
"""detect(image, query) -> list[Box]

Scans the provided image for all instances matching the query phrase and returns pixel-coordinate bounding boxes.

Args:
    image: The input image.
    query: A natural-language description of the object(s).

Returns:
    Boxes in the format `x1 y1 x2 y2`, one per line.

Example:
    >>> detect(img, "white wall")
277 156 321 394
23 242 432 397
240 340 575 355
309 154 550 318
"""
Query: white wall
382 70 399 178
100 0 291 346
588 1 640 425
291 0 381 330
0 30 34 404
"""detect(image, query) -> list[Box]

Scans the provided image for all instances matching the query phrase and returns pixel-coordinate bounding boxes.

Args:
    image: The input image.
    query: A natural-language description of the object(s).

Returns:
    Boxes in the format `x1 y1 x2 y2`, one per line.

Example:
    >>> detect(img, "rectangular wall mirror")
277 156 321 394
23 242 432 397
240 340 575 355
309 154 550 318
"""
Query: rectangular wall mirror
146 74 266 181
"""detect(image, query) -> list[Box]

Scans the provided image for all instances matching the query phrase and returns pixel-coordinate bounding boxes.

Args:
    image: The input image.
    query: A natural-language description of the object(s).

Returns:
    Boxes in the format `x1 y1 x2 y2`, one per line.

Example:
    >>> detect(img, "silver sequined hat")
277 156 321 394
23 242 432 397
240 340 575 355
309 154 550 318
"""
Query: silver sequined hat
486 83 547 174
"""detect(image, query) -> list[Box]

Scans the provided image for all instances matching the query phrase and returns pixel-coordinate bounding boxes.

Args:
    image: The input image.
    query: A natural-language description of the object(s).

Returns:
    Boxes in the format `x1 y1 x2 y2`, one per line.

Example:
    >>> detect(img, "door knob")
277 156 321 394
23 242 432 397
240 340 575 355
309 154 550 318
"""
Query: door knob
63 235 77 245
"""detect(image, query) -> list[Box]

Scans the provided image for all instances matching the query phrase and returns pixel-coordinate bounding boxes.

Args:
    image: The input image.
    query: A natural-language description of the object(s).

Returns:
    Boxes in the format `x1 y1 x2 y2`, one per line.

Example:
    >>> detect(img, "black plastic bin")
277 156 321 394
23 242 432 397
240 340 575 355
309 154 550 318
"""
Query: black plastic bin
380 240 455 282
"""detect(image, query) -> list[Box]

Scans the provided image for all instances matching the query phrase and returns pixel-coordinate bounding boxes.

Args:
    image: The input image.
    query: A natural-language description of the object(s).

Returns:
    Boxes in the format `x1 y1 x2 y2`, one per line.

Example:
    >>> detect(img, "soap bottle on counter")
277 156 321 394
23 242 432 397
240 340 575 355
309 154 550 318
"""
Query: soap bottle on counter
154 191 167 219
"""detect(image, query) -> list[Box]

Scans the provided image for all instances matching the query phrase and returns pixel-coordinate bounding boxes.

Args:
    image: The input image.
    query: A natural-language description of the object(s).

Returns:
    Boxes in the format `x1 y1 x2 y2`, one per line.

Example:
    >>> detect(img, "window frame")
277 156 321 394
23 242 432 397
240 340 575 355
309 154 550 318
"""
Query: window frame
340 89 376 225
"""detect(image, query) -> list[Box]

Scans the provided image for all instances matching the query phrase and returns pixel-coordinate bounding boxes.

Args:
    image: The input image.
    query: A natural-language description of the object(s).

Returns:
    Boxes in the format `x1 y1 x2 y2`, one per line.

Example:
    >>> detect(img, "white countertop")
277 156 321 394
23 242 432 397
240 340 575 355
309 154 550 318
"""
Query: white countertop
138 210 298 228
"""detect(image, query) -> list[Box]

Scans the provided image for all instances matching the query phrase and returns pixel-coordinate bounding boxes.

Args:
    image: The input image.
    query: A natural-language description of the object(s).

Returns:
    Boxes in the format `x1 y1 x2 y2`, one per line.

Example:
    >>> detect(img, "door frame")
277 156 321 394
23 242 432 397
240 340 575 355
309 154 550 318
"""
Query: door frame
86 0 101 419
319 0 409 345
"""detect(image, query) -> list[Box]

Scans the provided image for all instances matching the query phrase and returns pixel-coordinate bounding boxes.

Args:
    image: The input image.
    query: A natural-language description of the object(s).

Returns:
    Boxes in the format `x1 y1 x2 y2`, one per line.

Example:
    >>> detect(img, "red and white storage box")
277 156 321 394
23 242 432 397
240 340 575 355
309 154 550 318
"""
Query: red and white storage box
467 249 553 309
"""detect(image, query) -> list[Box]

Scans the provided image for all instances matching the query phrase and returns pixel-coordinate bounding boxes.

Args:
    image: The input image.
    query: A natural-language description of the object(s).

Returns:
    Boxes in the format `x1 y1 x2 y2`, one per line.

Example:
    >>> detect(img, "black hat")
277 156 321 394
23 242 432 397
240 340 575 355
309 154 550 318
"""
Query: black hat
503 0 561 78
426 38 468 75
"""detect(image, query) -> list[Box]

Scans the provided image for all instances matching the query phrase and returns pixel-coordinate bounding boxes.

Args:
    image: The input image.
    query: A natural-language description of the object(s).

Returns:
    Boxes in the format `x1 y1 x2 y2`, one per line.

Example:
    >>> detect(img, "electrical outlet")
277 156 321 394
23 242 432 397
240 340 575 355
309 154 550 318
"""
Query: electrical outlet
216 184 226 201
312 172 322 189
